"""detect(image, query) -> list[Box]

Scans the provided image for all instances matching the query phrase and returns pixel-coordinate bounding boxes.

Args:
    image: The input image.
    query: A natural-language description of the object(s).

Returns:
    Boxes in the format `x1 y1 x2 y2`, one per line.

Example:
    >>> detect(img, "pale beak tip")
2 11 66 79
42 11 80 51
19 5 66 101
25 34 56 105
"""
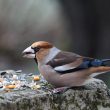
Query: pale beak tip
22 50 26 57
22 46 35 59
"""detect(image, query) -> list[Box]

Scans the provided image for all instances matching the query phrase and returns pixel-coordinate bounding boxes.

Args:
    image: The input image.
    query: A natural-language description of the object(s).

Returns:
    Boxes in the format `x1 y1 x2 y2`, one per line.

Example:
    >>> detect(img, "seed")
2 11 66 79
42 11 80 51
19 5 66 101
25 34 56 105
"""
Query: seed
36 85 41 89
0 78 3 82
13 75 18 80
33 76 40 81
5 85 16 89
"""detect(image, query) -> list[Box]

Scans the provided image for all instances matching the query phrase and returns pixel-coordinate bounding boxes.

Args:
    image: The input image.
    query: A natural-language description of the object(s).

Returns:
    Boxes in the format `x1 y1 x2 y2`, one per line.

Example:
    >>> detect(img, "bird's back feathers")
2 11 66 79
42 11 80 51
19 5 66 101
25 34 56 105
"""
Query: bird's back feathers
47 51 110 75
47 51 82 68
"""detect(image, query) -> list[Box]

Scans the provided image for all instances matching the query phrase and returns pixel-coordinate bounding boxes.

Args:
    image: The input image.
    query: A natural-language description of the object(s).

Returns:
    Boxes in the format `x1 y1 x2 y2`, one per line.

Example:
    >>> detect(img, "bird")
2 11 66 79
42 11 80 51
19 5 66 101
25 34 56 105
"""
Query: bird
22 41 110 93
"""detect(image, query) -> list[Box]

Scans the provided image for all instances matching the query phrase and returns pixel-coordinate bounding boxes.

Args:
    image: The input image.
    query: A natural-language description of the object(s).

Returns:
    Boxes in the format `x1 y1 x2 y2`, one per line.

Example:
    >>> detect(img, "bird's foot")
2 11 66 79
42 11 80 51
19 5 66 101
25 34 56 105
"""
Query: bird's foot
70 86 92 90
52 87 69 94
50 86 90 94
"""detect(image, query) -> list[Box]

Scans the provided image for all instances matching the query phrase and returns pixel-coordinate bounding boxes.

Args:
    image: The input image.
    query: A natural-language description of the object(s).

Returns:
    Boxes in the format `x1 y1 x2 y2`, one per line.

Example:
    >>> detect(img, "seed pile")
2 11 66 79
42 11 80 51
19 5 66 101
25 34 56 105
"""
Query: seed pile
0 70 52 93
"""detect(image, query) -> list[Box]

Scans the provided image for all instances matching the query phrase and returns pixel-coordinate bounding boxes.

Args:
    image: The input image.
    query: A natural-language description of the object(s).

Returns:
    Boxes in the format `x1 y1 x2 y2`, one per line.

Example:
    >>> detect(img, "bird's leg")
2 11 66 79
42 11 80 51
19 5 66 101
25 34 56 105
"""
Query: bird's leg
52 86 91 94
69 86 89 90
52 87 69 94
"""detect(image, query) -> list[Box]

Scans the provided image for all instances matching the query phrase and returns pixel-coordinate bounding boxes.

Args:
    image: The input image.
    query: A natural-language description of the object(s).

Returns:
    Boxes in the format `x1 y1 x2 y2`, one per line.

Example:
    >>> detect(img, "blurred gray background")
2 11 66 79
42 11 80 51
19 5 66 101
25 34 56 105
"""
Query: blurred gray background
0 0 110 86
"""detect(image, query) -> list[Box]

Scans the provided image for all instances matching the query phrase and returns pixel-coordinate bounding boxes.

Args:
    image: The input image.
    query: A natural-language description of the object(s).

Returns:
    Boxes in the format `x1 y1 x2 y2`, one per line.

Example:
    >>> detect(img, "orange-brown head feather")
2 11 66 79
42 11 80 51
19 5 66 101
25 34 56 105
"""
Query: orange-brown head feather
23 41 59 64
31 41 53 49
30 41 53 63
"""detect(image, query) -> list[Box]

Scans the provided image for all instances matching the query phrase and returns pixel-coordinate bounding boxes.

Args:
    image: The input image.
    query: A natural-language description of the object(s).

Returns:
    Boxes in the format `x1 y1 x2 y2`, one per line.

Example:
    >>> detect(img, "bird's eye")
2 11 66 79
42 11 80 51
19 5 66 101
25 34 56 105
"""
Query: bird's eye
31 47 40 52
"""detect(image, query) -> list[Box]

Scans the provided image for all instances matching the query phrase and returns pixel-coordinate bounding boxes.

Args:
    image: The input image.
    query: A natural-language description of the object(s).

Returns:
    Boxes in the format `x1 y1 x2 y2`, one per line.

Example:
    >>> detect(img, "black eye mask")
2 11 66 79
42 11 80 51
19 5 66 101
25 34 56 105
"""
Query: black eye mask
31 47 40 53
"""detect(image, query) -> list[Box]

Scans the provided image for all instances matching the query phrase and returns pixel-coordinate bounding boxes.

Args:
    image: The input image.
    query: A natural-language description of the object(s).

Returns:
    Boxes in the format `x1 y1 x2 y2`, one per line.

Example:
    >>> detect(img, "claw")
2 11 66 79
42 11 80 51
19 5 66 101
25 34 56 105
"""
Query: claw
52 87 69 94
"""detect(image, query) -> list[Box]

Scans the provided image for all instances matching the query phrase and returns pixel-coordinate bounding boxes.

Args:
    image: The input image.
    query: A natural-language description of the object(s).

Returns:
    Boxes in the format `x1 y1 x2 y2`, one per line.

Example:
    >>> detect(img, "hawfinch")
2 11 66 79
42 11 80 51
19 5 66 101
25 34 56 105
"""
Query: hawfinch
22 41 110 92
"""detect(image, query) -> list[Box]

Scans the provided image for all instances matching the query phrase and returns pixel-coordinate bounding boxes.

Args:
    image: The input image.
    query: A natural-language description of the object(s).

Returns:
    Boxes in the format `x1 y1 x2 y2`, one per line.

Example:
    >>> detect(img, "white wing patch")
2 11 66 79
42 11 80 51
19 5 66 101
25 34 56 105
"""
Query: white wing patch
54 63 76 71
54 58 83 71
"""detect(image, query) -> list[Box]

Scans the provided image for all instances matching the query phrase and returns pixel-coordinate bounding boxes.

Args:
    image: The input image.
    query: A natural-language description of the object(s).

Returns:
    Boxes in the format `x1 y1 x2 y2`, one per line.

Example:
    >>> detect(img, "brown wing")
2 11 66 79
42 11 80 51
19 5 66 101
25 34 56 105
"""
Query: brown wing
47 51 84 69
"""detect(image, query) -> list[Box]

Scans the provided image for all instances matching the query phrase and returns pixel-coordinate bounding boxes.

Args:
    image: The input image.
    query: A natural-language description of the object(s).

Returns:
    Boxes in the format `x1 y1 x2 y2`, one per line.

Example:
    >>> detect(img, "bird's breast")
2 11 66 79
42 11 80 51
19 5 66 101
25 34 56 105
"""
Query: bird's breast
38 64 90 87
38 64 64 87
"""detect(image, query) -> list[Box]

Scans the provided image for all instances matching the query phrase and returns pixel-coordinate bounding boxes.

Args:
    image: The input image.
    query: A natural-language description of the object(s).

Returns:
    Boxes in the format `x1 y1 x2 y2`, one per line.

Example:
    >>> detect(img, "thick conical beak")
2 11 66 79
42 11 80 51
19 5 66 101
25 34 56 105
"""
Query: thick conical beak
22 46 35 58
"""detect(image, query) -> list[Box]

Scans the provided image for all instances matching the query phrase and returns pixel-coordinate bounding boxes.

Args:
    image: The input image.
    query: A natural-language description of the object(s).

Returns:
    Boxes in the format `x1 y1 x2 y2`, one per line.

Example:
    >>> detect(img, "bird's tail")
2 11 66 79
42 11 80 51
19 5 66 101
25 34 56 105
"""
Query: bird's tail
101 59 110 66
101 59 110 62
89 59 110 77
90 59 110 67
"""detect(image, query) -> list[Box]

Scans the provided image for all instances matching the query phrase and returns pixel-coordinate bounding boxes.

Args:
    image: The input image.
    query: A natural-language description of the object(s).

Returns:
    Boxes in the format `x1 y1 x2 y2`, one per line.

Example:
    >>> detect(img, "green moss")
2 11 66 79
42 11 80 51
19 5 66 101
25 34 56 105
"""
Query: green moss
0 96 4 99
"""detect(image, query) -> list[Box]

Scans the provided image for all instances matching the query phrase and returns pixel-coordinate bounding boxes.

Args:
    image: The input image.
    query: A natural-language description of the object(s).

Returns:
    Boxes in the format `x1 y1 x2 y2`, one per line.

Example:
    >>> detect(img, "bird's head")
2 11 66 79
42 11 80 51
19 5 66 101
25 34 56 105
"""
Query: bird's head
22 41 55 63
